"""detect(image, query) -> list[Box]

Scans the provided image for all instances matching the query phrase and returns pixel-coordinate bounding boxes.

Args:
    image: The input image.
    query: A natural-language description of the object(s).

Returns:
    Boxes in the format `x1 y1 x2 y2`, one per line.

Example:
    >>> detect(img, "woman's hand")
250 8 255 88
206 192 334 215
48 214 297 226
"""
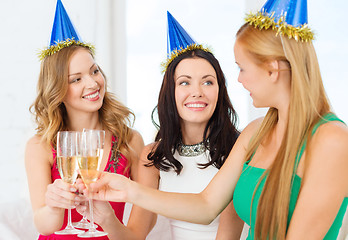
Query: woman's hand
76 176 120 227
76 199 116 226
75 178 87 194
45 179 79 210
86 172 133 203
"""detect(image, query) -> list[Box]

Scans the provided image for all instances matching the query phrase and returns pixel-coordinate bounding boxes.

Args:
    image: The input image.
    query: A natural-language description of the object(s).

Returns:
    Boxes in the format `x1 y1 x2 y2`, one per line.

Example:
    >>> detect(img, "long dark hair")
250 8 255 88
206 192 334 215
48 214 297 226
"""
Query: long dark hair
147 49 239 174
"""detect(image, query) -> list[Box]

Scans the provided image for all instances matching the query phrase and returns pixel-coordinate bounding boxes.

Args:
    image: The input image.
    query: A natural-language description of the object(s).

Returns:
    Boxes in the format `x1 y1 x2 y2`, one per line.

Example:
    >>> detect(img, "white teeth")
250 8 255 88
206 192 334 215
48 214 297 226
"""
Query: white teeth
186 103 206 108
84 91 99 99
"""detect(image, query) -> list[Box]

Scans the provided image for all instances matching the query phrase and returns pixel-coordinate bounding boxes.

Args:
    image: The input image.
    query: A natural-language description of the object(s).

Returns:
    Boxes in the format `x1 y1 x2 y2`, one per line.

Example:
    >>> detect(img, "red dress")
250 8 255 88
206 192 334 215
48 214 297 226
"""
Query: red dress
38 136 130 239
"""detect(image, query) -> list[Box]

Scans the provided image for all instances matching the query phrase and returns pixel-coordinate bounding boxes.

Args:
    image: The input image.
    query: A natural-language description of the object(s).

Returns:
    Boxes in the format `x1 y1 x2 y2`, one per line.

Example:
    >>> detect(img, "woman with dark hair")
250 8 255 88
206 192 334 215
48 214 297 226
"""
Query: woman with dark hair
76 12 244 240
131 12 243 239
150 48 239 175
143 47 242 239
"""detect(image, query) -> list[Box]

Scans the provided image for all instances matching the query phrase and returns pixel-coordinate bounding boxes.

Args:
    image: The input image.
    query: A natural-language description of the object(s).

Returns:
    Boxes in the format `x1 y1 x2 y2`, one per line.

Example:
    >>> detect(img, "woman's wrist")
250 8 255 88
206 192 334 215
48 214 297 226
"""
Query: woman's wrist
127 178 141 204
46 204 65 215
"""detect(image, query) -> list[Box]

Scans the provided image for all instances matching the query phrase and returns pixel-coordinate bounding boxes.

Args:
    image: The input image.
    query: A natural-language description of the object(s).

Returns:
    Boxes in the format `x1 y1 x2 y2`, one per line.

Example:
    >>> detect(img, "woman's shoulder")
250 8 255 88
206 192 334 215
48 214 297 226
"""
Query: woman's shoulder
26 134 50 152
245 117 264 129
25 134 53 165
129 129 143 142
128 129 145 151
302 117 348 198
26 134 42 145
122 129 145 163
144 142 158 151
311 119 348 151
139 142 158 164
141 142 158 156
239 117 264 141
305 118 348 173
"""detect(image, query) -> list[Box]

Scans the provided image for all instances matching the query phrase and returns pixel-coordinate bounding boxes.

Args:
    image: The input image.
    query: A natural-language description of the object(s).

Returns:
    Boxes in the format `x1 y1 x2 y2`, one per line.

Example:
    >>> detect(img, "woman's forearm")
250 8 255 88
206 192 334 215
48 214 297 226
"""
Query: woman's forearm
131 181 219 224
33 205 64 235
89 154 242 225
99 215 142 240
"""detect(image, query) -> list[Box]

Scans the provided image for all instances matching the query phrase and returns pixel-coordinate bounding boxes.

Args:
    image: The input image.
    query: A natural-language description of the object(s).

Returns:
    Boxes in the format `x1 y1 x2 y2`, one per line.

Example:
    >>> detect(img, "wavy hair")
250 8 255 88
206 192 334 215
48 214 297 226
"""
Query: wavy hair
147 49 240 174
30 45 134 153
236 23 331 239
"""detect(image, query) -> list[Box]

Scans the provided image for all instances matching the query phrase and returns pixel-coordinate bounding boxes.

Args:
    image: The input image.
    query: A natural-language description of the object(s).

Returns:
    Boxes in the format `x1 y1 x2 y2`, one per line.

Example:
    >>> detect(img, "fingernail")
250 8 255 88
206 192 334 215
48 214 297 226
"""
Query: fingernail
70 188 76 192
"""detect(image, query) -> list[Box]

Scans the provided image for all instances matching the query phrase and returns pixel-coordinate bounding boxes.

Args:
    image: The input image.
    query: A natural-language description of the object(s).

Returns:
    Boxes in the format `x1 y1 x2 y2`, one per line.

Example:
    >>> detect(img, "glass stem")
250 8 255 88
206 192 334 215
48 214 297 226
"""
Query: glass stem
89 199 96 231
81 200 89 222
66 208 73 228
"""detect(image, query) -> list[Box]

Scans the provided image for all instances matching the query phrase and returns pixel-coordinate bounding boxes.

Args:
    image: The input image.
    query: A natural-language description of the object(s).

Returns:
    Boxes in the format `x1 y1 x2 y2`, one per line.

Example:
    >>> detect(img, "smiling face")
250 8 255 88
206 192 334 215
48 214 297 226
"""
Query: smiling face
234 41 273 108
63 48 105 115
174 57 219 129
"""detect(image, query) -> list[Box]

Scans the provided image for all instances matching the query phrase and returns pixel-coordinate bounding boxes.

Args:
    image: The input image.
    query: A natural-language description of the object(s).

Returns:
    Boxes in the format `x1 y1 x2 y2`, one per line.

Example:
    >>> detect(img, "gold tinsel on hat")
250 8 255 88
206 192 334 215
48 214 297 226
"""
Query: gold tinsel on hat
38 38 95 60
245 11 314 42
161 43 212 73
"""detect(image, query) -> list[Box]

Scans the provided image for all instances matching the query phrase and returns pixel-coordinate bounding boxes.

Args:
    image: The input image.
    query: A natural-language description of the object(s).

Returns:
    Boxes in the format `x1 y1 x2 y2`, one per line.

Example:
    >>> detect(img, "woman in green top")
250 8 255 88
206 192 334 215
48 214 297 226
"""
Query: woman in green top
82 1 348 239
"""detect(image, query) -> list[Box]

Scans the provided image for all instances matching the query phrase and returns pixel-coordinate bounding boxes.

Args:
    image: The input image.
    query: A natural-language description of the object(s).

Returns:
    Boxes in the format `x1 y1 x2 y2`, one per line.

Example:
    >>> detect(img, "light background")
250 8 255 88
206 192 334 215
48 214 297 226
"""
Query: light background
126 0 348 142
0 0 347 238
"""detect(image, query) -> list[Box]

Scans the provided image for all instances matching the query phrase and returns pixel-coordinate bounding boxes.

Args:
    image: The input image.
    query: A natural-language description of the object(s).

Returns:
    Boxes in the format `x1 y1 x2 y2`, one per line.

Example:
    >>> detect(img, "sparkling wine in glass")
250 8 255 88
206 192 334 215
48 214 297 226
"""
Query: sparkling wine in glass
55 131 84 235
78 129 108 238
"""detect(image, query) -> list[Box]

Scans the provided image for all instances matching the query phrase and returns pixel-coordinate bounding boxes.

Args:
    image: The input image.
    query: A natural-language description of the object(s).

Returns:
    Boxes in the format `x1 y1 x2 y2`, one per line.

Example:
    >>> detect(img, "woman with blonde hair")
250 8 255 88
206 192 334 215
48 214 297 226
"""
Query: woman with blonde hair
25 0 143 239
84 0 348 239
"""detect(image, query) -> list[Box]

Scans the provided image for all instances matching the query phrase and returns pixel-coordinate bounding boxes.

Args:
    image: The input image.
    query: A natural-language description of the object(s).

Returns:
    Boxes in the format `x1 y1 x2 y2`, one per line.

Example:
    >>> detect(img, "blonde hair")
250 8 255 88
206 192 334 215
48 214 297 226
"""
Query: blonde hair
236 23 331 239
30 45 134 153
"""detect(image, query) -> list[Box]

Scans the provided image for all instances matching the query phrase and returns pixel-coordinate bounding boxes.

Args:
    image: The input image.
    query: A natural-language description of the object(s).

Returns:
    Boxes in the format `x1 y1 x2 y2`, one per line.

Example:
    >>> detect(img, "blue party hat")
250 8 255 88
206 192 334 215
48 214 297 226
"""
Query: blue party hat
262 0 308 27
245 0 313 42
162 11 211 72
39 0 94 60
49 0 81 45
166 11 196 56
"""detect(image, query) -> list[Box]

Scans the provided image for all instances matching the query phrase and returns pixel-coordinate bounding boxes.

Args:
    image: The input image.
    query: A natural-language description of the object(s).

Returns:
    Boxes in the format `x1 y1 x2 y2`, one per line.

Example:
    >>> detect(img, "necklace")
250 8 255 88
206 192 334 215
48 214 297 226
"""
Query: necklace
177 141 206 157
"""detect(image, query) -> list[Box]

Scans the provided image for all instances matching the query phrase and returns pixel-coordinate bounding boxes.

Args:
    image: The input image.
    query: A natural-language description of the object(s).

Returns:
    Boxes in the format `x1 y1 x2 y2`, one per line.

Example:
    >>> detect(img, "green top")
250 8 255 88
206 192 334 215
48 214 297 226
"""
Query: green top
233 113 348 239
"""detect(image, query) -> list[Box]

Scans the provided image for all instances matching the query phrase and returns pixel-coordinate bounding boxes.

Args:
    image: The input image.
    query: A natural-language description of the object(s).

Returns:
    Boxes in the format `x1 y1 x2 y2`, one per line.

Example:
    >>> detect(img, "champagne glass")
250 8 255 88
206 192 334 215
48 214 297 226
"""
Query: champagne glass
72 202 98 229
77 129 108 238
55 131 84 235
72 207 91 229
72 183 97 229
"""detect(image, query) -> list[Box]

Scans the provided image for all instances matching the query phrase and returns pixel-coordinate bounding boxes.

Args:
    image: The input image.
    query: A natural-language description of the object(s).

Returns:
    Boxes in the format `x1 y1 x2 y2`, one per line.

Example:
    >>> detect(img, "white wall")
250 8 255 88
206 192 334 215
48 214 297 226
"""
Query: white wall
126 0 348 144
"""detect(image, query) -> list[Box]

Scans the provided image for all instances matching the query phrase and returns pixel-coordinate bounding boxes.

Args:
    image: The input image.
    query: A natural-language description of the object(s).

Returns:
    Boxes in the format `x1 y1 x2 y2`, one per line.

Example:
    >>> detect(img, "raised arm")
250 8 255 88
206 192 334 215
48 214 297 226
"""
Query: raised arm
88 119 260 225
25 135 77 235
104 134 162 240
78 129 155 240
286 121 348 239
